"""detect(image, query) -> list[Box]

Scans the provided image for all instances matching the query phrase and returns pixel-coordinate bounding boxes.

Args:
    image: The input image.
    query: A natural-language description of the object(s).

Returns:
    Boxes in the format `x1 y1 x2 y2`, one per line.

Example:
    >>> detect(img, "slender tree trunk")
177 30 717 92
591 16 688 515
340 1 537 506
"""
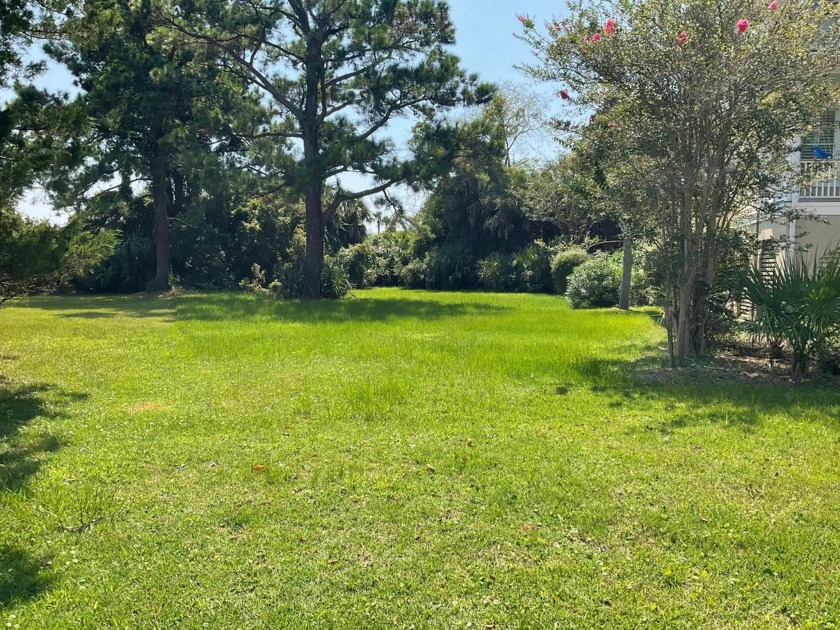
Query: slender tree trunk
619 233 633 310
304 178 324 299
691 283 710 356
676 281 693 364
301 40 324 299
151 158 171 292
664 300 676 368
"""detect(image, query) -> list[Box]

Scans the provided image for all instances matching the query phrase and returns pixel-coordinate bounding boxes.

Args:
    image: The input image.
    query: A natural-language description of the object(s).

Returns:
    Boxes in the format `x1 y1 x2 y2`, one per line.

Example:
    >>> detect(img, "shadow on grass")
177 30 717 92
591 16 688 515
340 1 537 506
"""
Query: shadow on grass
0 545 53 609
14 294 175 320
175 294 511 323
0 375 85 608
14 293 510 324
566 351 840 433
0 376 87 492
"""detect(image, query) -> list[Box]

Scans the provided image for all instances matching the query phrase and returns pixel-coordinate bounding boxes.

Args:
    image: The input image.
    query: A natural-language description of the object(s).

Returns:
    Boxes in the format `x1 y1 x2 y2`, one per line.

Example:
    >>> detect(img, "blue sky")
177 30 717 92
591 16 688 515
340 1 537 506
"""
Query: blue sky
20 0 570 220
450 0 568 86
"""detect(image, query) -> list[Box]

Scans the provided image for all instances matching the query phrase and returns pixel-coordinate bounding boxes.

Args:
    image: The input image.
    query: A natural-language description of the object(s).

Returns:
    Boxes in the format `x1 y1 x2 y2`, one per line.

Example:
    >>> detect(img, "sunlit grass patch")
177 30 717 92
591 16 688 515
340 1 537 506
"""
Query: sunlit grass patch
1 289 839 627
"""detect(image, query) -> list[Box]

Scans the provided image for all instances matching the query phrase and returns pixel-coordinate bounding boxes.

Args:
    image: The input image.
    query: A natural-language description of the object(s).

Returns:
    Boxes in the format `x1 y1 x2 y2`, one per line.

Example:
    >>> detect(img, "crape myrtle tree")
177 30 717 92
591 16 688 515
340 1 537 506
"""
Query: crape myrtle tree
162 0 492 298
520 0 840 363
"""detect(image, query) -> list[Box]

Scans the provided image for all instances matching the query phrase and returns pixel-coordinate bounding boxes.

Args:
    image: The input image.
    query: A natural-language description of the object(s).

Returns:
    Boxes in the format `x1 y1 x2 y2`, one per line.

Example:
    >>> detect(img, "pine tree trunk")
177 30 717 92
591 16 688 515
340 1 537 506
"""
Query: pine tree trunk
304 179 324 299
151 159 170 292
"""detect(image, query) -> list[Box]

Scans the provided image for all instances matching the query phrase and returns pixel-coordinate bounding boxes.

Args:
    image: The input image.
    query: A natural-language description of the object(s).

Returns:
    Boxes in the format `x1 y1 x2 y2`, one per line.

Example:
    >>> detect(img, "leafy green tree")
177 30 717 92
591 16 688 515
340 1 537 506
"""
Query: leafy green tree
0 0 32 88
0 206 116 305
0 1 115 303
522 155 599 243
482 85 551 167
419 117 531 258
163 0 492 297
0 1 79 210
521 0 840 362
46 0 258 290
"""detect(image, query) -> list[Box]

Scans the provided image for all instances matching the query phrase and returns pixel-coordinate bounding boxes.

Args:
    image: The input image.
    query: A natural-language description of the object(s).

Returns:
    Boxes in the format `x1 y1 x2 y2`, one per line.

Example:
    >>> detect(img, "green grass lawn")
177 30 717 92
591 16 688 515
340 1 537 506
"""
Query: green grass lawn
2 289 840 628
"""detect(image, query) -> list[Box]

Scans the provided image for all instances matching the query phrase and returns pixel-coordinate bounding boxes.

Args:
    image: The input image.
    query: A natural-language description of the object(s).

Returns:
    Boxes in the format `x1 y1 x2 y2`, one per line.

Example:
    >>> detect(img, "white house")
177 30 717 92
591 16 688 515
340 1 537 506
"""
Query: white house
754 108 840 263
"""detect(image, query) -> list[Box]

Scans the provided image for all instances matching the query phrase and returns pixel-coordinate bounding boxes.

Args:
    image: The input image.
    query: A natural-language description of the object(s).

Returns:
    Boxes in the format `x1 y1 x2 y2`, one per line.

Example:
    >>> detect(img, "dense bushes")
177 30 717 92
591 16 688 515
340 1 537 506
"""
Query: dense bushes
477 253 514 292
512 242 553 293
423 242 479 291
566 253 622 308
551 248 589 294
476 243 553 293
329 238 655 303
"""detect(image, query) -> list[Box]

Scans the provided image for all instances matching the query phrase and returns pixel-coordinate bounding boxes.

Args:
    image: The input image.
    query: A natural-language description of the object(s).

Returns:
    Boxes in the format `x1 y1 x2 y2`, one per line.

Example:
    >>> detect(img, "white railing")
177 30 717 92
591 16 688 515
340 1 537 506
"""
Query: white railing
801 159 840 199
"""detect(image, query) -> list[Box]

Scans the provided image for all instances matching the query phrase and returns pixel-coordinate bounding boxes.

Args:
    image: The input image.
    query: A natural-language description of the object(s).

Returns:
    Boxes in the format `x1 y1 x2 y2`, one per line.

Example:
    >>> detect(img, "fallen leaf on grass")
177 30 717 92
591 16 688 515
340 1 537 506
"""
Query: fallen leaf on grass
252 465 266 472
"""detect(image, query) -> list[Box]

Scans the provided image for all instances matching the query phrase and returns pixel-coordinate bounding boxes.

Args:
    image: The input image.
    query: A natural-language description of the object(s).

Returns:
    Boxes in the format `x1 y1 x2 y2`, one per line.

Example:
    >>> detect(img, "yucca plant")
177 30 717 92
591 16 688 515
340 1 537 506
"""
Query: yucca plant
741 248 840 377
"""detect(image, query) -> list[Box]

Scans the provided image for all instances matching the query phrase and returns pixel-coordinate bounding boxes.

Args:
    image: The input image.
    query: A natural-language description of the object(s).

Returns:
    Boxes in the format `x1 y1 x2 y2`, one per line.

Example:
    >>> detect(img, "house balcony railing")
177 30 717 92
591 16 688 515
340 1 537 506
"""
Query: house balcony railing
800 159 840 199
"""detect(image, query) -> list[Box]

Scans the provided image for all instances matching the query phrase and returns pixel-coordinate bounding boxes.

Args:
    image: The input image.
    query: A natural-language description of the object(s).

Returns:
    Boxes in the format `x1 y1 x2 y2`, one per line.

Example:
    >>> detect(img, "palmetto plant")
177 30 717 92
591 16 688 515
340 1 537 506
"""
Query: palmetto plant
741 248 840 376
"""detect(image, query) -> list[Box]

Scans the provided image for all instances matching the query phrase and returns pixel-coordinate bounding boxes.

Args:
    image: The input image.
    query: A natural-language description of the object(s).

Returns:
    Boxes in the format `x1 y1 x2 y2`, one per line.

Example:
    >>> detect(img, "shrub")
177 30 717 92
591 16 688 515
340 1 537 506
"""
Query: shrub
399 258 427 289
566 253 622 308
239 263 279 296
367 232 413 287
512 241 553 293
551 248 590 294
741 248 840 377
477 253 514 292
818 333 840 375
274 256 350 300
320 256 352 299
337 241 377 288
423 242 478 290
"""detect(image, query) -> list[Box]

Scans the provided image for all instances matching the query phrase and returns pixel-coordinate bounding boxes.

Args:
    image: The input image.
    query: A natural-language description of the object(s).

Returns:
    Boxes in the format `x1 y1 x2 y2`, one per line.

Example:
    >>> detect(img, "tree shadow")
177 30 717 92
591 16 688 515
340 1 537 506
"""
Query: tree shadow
174 294 511 324
0 376 87 493
564 350 840 433
13 295 175 320
13 293 509 324
0 545 53 609
0 374 86 608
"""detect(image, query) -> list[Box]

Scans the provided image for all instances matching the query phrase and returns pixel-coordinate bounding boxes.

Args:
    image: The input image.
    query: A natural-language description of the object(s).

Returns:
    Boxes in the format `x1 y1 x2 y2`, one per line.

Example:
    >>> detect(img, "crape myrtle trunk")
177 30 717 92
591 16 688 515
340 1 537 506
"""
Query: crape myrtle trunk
619 234 633 310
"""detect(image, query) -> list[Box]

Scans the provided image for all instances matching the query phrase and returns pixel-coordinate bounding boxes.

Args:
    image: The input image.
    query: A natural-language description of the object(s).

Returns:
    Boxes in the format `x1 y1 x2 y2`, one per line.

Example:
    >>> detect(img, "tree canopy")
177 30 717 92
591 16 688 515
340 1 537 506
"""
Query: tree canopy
161 0 493 297
521 0 840 362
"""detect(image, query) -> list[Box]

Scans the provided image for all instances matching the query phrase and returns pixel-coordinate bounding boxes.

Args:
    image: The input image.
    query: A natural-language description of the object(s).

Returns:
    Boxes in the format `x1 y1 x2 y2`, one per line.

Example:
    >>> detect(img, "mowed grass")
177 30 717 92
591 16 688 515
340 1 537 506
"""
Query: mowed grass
2 290 840 628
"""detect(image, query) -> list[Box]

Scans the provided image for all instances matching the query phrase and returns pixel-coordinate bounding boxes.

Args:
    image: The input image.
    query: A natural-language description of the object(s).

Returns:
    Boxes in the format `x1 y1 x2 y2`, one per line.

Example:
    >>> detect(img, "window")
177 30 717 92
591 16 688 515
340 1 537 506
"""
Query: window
801 109 836 161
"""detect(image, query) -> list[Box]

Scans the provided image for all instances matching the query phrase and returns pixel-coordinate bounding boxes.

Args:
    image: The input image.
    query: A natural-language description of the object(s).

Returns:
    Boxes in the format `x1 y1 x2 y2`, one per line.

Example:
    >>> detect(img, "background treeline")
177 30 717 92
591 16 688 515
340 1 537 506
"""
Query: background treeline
5 0 840 375
2 0 627 305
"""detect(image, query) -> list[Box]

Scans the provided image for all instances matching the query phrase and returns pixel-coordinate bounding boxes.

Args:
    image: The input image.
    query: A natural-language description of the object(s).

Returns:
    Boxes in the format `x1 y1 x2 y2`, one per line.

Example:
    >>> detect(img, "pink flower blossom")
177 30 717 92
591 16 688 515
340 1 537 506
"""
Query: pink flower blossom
560 89 570 100
737 18 750 33
517 15 534 29
768 0 778 9
607 122 618 129
591 32 602 42
677 31 688 44
563 24 570 33
604 18 617 35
